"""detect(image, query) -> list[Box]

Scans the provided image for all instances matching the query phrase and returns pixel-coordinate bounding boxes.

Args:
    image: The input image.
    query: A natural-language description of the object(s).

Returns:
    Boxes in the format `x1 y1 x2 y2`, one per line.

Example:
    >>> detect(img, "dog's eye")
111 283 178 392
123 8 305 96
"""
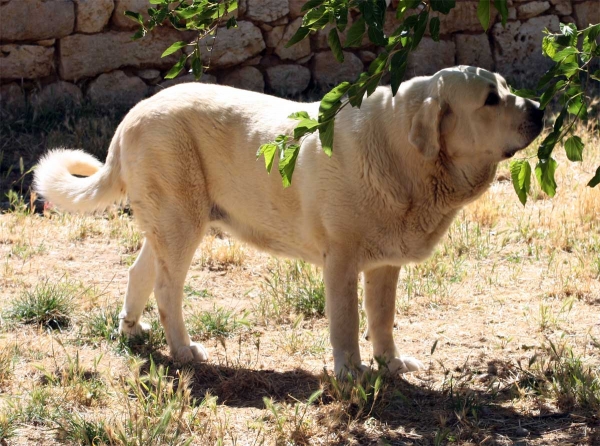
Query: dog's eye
485 92 500 106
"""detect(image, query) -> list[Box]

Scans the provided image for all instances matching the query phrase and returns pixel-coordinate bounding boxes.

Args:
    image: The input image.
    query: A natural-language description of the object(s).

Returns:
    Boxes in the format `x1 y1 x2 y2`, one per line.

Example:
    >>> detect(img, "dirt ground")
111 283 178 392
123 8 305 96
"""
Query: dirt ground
0 123 599 445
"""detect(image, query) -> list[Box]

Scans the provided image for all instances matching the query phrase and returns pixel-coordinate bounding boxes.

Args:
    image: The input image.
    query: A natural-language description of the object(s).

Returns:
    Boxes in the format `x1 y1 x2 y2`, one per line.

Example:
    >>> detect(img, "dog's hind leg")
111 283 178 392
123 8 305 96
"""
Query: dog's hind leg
148 214 208 363
118 239 155 336
364 266 424 374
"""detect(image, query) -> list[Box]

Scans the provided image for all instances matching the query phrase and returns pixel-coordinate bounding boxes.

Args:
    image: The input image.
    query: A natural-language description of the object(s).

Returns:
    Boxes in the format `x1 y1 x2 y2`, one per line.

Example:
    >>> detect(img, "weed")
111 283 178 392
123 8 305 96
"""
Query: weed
322 369 385 420
107 356 196 445
188 305 250 339
184 284 212 299
80 305 121 345
6 278 80 329
54 411 110 445
258 260 325 324
0 411 17 441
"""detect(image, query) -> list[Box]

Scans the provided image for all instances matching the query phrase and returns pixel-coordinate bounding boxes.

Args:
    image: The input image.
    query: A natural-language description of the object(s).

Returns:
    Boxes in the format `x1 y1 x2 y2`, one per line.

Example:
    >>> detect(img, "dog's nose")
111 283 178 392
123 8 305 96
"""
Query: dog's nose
530 106 544 124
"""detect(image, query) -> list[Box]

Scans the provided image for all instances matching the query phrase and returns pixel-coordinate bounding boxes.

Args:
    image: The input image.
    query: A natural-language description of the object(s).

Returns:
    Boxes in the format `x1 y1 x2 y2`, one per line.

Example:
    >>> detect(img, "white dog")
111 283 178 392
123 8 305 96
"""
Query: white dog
34 66 544 375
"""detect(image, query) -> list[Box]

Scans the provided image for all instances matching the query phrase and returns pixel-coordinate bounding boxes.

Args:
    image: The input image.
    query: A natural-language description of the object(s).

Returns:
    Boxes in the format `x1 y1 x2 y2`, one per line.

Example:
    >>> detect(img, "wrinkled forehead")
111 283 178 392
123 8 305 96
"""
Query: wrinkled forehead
431 66 509 98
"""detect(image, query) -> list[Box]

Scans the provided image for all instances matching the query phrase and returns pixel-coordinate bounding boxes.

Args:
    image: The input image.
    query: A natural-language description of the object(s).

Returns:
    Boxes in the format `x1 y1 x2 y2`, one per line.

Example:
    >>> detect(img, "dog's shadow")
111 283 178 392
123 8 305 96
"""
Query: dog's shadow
139 351 596 444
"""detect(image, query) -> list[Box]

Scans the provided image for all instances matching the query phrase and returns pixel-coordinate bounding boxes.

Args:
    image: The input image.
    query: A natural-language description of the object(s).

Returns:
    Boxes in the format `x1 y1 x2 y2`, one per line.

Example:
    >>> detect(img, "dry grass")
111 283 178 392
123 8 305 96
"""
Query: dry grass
0 109 599 445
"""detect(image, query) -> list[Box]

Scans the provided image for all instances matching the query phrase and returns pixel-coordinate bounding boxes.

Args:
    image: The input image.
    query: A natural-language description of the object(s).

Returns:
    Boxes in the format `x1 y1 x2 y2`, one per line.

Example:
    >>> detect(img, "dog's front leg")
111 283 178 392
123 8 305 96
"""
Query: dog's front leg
364 266 424 374
323 251 363 376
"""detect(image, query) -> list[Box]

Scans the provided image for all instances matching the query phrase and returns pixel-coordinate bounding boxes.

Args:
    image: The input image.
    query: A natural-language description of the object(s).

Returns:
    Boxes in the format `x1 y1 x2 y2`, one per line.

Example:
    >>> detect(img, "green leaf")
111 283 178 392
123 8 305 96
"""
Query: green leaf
285 26 310 48
191 53 202 80
551 46 578 62
335 6 349 32
302 6 327 28
319 81 352 122
319 121 335 156
161 41 187 58
591 69 600 82
226 16 237 29
124 10 144 26
429 17 440 42
557 61 579 79
163 54 187 79
567 95 587 119
539 80 565 110
587 166 600 188
293 118 319 140
564 135 584 162
538 131 559 159
512 88 538 100
328 28 345 63
397 0 421 20
477 0 490 32
301 0 326 12
365 72 384 96
390 49 409 96
412 10 429 49
345 17 366 47
368 52 388 75
257 143 277 174
510 160 532 206
131 27 146 40
279 144 301 187
493 0 508 26
535 158 558 197
148 0 167 4
430 0 455 14
289 111 311 120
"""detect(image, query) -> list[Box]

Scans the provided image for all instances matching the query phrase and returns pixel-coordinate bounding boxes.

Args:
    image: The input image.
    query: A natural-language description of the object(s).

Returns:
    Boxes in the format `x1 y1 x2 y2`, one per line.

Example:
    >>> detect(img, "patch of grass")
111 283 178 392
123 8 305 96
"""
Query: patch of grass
184 284 212 299
258 260 326 324
0 411 17 442
0 343 18 384
199 235 246 270
107 356 197 445
188 305 250 340
53 412 110 446
80 305 121 345
6 278 80 329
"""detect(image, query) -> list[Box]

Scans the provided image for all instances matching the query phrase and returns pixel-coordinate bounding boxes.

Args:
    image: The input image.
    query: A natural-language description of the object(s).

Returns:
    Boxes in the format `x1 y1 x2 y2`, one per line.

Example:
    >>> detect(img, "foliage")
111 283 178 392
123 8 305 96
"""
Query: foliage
132 0 599 200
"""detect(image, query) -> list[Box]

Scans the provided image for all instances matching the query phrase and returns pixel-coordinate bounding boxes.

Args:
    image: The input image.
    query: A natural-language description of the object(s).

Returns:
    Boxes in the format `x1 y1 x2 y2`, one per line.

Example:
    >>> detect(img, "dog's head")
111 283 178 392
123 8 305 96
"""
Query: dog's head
408 66 544 163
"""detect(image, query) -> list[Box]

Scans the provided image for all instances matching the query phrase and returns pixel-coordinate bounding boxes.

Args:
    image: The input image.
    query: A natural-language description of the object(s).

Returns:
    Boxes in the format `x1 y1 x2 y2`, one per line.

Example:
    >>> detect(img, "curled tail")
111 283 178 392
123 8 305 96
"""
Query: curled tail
34 143 126 213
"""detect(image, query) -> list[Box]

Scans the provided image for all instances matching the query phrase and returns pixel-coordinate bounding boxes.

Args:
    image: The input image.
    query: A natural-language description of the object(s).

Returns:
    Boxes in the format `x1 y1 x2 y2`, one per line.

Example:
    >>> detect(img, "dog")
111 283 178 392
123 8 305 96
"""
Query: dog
34 66 544 376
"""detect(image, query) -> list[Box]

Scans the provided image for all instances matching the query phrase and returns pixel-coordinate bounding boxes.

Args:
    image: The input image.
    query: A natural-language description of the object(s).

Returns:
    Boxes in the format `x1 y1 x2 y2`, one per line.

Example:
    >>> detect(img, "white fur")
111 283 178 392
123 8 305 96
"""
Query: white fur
34 66 542 375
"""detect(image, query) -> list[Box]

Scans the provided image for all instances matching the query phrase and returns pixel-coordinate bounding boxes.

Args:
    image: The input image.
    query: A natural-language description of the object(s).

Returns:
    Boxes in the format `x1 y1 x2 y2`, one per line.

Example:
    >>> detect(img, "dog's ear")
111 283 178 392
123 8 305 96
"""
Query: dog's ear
408 98 442 159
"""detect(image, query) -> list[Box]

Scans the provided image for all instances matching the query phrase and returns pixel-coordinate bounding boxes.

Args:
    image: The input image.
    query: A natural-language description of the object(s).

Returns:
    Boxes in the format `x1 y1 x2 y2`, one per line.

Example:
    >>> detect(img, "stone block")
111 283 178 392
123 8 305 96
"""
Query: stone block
74 0 114 33
158 73 217 90
201 21 265 69
313 51 363 89
455 34 494 71
550 0 573 16
59 28 184 80
265 64 311 96
0 0 74 41
265 26 285 48
246 0 288 22
221 66 264 92
493 15 560 87
87 70 148 107
407 38 455 77
289 0 305 18
30 81 83 111
112 0 150 30
275 18 312 61
0 44 54 79
573 1 600 28
517 1 551 19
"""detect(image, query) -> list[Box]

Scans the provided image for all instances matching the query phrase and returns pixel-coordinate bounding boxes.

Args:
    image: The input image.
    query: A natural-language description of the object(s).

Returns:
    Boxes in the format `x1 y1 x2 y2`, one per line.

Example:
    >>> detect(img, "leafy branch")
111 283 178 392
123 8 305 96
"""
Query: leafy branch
126 0 238 80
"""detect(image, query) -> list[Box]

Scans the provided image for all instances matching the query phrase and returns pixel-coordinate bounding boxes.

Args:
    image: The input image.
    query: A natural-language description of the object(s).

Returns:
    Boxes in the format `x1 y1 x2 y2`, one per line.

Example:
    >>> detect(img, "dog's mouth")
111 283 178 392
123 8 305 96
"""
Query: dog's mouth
503 147 522 159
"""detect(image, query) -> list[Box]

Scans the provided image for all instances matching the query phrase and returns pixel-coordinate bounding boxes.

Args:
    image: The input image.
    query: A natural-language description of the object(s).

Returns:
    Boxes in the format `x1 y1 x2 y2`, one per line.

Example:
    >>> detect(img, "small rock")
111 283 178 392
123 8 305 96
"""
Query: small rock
573 1 600 28
517 1 551 19
265 26 285 48
74 0 114 33
0 83 26 115
550 0 572 16
31 81 83 111
289 0 306 18
275 18 312 61
265 64 311 96
200 21 266 69
246 0 288 22
221 66 265 93
112 0 151 30
87 70 148 107
514 426 530 437
455 34 494 71
36 39 56 47
0 44 55 79
313 51 364 90
137 69 161 82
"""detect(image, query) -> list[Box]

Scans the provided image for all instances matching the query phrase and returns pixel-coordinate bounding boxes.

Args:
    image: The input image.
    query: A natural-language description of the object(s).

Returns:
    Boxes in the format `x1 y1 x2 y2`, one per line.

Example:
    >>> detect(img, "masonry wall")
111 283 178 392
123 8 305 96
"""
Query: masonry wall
0 0 598 113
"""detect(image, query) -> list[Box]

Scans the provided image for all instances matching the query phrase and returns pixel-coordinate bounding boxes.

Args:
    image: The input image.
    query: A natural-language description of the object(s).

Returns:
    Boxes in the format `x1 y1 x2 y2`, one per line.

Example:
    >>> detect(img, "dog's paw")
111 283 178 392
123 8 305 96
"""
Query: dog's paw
386 356 425 374
118 318 151 337
334 362 373 378
174 342 209 363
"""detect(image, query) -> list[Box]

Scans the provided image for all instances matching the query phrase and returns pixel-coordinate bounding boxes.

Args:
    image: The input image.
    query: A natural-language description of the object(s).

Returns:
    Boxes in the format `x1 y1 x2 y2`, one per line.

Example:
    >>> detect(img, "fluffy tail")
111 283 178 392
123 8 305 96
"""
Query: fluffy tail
34 145 126 213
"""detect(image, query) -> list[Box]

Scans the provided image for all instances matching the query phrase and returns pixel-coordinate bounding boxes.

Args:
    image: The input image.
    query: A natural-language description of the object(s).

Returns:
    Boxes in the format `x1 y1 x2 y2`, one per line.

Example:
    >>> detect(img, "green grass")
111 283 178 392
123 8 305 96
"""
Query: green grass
80 305 121 345
258 260 326 324
6 278 80 329
53 412 110 446
188 305 250 339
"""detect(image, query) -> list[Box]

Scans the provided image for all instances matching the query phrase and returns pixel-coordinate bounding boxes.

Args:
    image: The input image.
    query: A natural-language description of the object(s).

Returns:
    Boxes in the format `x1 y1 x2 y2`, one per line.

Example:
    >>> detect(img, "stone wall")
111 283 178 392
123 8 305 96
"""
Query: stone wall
0 0 598 113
